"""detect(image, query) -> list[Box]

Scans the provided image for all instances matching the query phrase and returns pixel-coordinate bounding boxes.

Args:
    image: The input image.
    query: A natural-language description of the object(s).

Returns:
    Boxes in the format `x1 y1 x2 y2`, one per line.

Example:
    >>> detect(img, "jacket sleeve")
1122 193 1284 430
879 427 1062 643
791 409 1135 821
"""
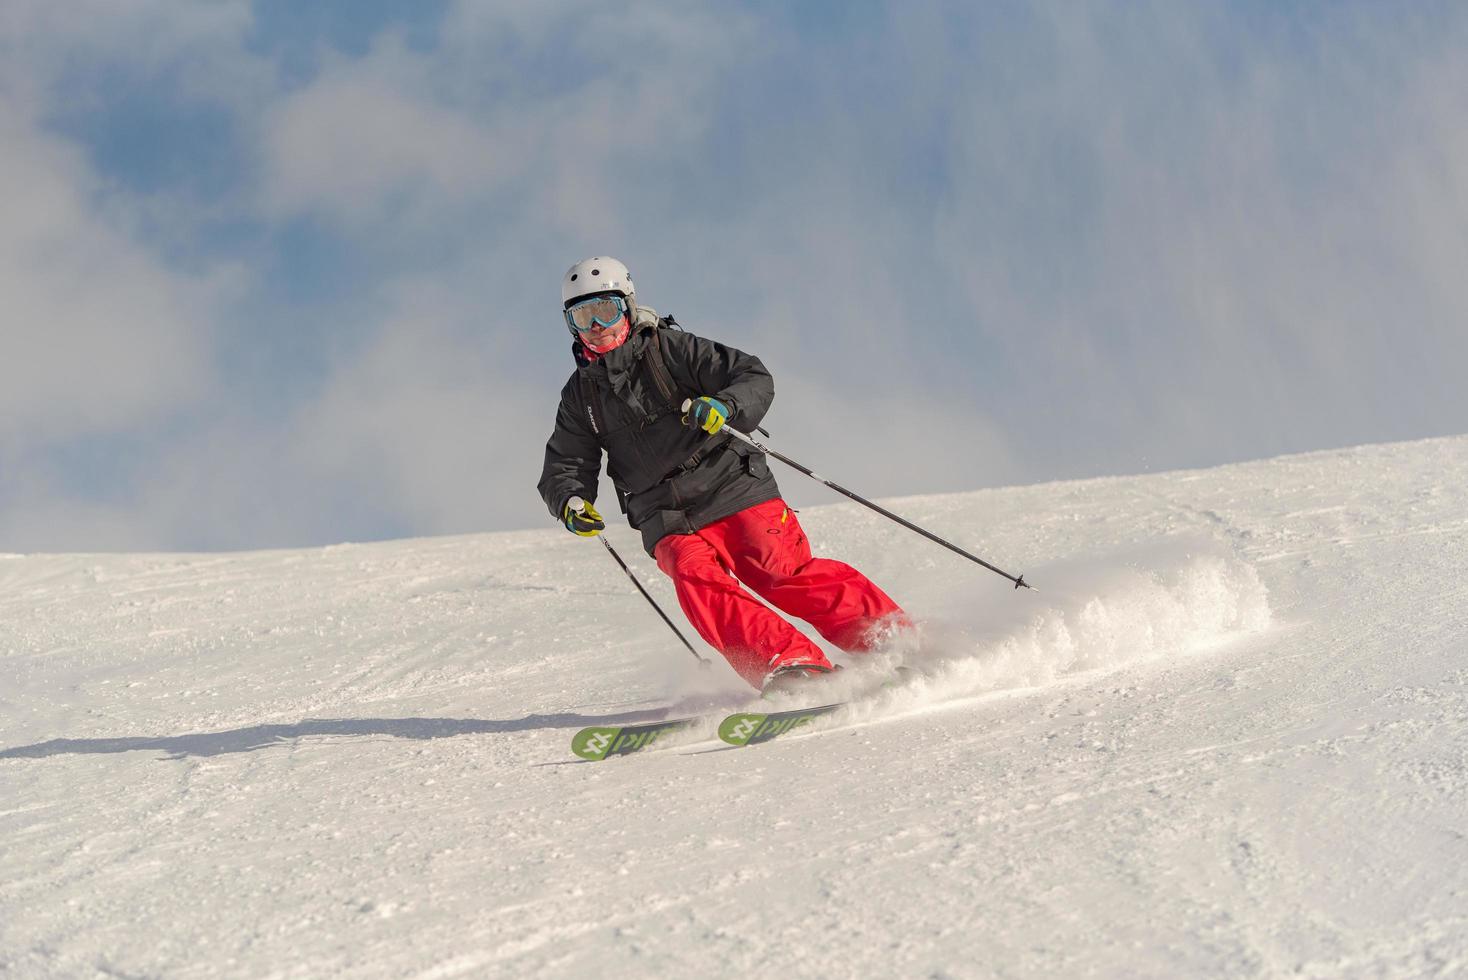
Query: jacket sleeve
663 330 775 432
537 381 603 520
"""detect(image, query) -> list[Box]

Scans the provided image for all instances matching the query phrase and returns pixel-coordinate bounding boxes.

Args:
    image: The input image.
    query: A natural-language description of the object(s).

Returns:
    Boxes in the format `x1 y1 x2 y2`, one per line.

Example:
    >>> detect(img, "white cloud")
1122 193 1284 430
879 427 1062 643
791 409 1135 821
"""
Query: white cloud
261 40 521 227
285 281 547 536
0 95 217 452
258 3 761 234
0 0 257 108
0 0 250 59
923 3 1468 470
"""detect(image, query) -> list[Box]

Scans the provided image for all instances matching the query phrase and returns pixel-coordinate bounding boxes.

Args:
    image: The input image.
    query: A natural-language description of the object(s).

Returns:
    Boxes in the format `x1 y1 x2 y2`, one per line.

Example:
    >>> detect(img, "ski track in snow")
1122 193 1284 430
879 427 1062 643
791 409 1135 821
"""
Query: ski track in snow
3 436 1468 978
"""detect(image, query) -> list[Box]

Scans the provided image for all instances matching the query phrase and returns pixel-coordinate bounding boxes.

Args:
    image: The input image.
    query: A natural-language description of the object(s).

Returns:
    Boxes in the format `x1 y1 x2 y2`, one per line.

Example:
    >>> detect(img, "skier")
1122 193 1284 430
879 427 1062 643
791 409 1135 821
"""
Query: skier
538 257 909 693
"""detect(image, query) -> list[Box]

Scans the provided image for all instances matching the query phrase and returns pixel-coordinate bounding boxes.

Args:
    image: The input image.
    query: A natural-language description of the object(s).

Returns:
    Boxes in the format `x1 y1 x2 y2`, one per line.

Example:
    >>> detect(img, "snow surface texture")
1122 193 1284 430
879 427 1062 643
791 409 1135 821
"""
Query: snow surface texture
3 436 1467 978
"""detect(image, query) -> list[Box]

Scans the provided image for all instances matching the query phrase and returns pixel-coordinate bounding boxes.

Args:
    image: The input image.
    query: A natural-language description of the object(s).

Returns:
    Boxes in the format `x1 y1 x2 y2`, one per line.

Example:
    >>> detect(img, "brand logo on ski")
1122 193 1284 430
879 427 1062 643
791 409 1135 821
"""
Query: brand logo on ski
717 703 843 746
569 719 693 761
728 717 758 742
755 715 807 739
570 727 619 761
609 728 670 755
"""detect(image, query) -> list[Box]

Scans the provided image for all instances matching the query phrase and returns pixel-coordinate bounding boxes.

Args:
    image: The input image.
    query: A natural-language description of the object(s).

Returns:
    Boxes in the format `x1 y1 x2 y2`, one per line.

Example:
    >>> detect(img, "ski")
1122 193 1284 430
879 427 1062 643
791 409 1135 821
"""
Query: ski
714 665 928 747
570 718 696 761
571 667 926 758
717 703 844 746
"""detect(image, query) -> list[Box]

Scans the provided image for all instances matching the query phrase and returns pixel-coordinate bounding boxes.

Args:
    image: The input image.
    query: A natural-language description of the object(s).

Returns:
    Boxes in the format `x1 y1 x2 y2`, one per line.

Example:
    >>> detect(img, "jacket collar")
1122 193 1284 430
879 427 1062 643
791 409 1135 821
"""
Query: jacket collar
573 325 650 380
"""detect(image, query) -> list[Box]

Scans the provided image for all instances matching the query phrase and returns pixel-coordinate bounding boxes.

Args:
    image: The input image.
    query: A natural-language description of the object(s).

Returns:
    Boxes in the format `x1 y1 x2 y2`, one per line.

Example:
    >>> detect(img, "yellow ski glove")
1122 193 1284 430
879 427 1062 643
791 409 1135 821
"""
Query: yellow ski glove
683 395 732 435
562 497 605 537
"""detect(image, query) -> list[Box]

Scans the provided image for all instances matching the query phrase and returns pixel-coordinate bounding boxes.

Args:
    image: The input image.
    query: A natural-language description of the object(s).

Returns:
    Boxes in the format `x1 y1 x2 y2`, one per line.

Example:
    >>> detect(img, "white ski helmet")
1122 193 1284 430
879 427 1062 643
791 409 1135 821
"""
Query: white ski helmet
562 256 635 311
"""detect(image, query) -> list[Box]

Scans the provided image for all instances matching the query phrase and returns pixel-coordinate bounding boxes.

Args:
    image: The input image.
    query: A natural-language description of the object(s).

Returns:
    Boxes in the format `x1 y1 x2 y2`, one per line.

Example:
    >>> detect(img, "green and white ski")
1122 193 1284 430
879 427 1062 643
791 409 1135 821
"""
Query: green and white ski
716 703 844 746
715 664 929 747
571 667 926 758
570 718 694 761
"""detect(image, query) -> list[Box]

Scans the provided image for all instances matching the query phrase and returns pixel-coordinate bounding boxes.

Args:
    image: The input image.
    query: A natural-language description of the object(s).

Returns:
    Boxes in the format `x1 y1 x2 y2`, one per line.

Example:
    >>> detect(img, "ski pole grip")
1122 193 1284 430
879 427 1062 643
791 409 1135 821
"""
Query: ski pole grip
680 399 692 413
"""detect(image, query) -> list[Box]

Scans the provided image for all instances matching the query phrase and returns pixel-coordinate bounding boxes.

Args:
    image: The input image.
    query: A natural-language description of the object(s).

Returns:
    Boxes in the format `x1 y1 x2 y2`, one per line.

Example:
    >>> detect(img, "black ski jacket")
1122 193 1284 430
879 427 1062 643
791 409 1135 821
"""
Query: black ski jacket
537 318 781 555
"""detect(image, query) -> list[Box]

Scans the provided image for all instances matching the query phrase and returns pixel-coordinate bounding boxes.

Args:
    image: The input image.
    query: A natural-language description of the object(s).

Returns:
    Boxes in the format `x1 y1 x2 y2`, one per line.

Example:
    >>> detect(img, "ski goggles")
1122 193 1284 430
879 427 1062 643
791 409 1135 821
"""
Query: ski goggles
564 293 630 333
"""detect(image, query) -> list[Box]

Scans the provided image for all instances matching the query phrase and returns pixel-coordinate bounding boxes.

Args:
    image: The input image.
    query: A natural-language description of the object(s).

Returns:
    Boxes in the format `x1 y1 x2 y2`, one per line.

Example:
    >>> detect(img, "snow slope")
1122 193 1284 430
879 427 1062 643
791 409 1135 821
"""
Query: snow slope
3 436 1467 978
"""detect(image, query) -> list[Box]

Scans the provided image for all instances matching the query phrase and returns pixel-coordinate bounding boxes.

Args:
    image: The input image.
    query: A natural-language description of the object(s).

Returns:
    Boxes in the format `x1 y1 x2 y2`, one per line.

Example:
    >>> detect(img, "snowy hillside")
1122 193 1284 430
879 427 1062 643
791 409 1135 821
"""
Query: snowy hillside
3 436 1467 978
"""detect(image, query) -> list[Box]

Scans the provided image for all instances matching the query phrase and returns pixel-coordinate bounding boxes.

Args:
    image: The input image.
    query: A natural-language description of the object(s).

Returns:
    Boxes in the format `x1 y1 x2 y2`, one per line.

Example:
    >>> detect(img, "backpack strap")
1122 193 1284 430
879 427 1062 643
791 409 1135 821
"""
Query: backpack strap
642 325 683 413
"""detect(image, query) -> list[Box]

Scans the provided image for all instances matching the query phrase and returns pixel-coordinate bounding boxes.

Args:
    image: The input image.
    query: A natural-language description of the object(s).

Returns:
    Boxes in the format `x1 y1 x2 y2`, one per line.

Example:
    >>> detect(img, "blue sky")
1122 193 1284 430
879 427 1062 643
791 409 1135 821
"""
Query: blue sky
2 1 1466 552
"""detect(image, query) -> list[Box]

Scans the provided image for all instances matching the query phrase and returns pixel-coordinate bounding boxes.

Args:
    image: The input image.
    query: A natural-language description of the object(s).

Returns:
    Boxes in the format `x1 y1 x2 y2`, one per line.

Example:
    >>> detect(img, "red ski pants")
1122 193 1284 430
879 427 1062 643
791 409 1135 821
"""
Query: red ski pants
653 498 906 688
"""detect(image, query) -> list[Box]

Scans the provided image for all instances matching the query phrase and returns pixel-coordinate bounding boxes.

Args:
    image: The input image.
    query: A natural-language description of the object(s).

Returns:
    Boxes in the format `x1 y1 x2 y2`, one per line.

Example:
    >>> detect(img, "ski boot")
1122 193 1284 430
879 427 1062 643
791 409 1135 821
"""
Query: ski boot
760 662 842 698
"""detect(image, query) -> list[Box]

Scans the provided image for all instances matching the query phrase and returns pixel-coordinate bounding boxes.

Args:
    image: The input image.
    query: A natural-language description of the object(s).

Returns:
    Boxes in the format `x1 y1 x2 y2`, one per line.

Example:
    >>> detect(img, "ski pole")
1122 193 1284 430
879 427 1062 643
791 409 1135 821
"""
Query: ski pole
600 535 712 667
686 401 1034 591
